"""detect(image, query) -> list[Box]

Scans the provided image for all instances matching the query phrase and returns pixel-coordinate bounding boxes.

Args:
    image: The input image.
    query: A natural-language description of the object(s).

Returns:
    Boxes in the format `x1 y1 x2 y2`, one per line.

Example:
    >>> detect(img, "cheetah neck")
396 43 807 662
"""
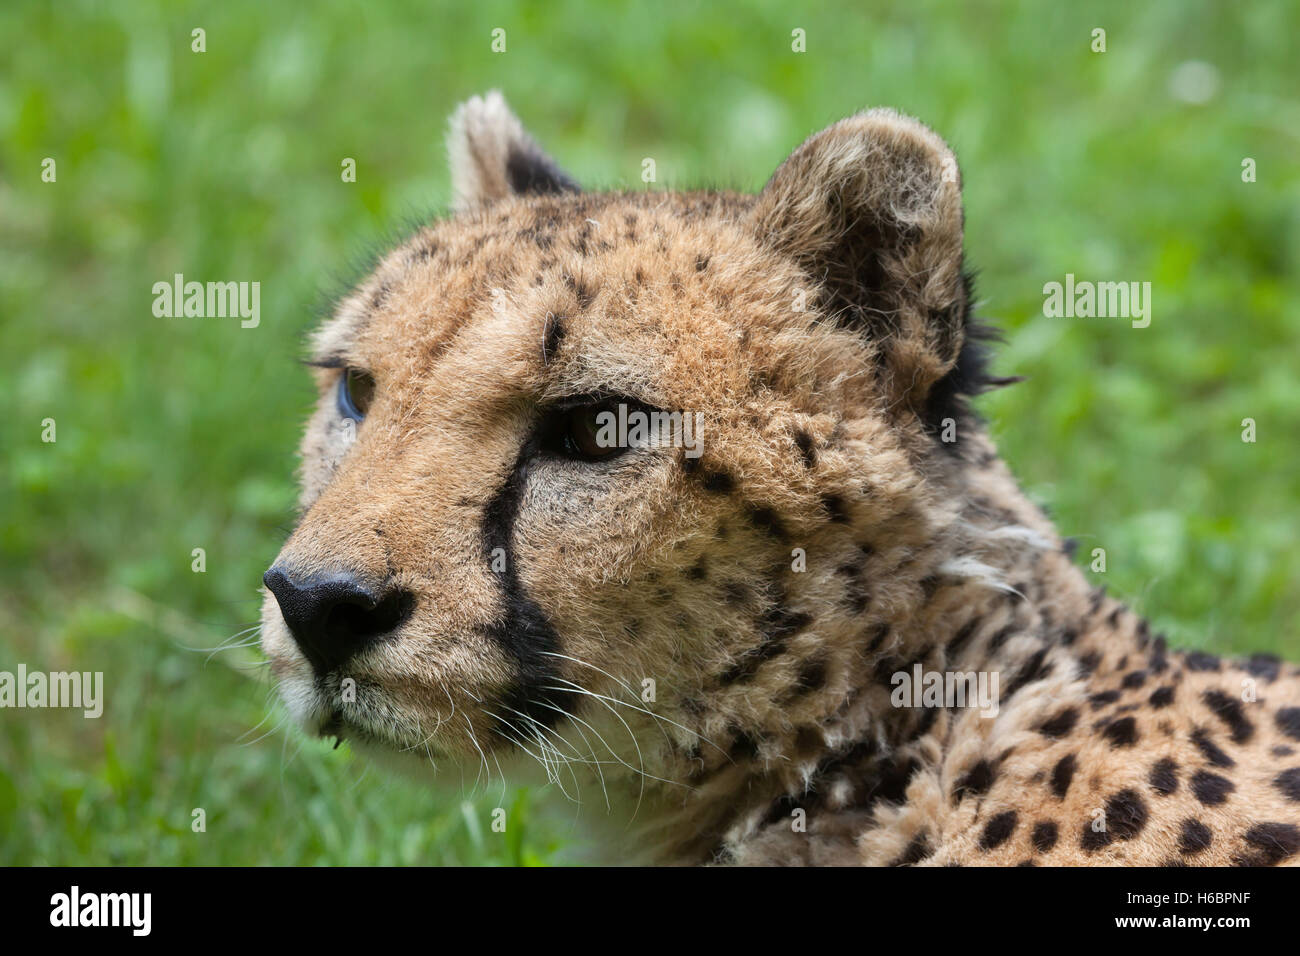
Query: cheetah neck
614 434 1159 865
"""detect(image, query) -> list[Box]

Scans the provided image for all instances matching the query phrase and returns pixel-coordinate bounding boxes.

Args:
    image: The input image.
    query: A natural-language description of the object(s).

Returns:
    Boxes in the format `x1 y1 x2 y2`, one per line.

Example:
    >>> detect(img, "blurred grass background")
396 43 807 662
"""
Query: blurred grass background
1 0 1297 864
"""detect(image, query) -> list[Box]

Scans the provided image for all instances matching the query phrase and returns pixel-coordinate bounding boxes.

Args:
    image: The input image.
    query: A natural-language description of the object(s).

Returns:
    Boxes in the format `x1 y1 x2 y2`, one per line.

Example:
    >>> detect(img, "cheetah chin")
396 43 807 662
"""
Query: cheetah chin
260 91 1300 866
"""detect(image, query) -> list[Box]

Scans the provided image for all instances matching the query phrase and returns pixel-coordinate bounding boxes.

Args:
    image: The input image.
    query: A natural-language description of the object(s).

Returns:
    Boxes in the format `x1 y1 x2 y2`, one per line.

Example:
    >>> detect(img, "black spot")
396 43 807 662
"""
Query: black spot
793 656 828 695
564 273 596 311
857 621 889 658
1031 821 1059 853
716 607 812 685
1184 651 1220 673
952 759 997 803
1273 768 1300 802
873 654 904 686
1178 819 1212 854
700 469 734 494
728 730 761 761
1244 653 1281 682
694 253 710 272
1080 822 1111 851
1121 669 1148 690
909 705 939 740
721 580 754 606
796 738 878 812
1190 770 1235 806
987 623 1017 652
863 757 919 811
1082 789 1149 851
1107 789 1149 840
1190 727 1235 768
793 430 817 468
787 728 824 762
979 810 1018 850
541 316 565 365
1016 859 1037 867
1076 652 1101 678
1236 823 1300 866
1050 754 1077 800
1004 648 1051 701
889 833 930 867
686 557 708 581
1149 758 1178 795
744 505 789 540
1102 716 1139 747
760 793 803 827
1273 745 1296 757
865 622 890 654
1274 707 1300 741
1089 690 1120 710
947 618 979 656
821 493 849 523
1202 689 1255 744
1149 686 1175 708
1038 708 1080 739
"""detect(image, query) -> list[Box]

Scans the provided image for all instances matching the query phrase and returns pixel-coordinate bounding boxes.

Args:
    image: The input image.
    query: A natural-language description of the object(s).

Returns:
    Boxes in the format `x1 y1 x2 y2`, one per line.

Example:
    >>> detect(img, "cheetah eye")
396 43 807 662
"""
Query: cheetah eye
338 368 375 422
541 401 626 462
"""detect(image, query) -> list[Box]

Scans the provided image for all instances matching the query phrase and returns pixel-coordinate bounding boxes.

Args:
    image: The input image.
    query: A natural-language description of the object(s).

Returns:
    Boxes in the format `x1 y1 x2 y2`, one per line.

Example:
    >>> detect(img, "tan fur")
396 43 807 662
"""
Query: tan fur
261 93 1300 866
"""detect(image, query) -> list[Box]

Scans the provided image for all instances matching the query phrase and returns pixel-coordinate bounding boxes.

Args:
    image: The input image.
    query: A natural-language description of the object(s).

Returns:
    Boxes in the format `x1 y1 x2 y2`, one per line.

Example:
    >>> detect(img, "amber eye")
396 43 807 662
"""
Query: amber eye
337 368 375 421
542 402 625 461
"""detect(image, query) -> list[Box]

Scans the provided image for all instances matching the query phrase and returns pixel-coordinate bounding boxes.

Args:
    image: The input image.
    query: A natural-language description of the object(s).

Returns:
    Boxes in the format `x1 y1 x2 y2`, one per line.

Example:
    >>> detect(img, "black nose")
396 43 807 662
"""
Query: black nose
263 566 413 675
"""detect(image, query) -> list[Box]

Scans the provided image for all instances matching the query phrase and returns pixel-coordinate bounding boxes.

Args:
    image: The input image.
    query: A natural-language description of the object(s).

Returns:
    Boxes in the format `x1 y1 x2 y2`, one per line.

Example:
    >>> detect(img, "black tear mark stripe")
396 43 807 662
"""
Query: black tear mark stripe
481 434 577 735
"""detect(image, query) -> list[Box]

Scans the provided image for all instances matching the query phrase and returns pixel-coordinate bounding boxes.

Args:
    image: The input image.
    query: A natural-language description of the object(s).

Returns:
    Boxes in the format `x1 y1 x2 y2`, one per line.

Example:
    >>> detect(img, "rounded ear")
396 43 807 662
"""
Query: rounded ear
749 108 969 396
446 91 580 212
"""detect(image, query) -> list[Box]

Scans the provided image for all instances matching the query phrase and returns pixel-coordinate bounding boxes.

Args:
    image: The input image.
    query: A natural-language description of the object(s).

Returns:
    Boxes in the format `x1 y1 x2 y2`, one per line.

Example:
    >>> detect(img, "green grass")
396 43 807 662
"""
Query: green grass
1 0 1297 865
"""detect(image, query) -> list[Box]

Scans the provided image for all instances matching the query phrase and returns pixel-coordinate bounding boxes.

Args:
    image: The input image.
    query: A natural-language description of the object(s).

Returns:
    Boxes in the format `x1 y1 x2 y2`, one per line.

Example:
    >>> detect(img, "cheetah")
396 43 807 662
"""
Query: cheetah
259 91 1300 866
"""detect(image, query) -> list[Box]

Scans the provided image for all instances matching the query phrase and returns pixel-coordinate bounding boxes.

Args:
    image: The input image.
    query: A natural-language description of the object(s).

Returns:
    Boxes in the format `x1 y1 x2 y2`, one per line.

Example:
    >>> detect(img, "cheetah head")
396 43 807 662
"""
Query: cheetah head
260 92 993 793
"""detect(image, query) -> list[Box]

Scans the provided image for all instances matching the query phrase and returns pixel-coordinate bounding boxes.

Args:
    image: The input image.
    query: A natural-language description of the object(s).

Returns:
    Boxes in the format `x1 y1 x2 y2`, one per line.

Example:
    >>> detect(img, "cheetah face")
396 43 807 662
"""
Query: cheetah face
260 92 979 784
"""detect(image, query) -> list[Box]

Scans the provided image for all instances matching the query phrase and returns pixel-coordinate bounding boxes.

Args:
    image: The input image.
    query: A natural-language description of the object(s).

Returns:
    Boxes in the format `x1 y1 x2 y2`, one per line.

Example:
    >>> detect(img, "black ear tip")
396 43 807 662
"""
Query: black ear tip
505 146 581 196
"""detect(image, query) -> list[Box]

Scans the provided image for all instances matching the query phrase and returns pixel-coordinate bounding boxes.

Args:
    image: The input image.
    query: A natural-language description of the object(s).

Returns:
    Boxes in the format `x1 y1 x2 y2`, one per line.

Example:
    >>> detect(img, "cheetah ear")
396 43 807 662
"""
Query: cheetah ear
750 108 969 393
446 91 579 212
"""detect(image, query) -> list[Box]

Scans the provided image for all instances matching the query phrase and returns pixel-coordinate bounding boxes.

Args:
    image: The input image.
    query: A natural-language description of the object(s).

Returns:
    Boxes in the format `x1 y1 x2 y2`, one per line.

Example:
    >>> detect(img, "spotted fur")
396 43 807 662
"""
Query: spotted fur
260 92 1300 866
